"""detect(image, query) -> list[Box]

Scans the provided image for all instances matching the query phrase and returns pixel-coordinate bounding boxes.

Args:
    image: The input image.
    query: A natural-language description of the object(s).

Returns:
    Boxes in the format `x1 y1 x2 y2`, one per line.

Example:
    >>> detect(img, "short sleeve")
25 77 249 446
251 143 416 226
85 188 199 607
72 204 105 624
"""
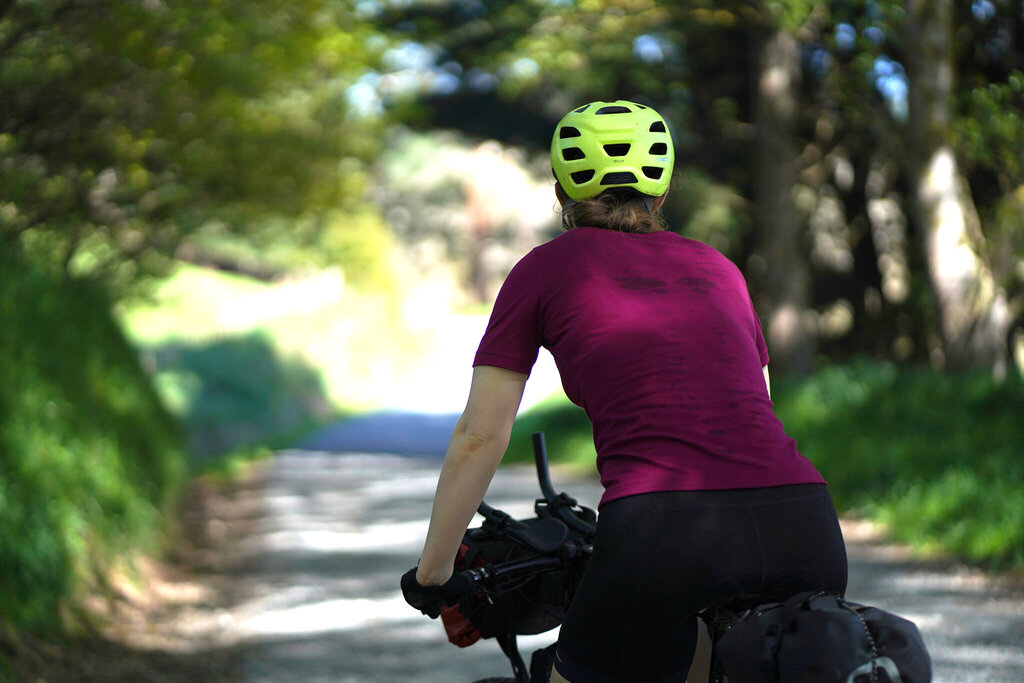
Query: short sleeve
473 253 544 375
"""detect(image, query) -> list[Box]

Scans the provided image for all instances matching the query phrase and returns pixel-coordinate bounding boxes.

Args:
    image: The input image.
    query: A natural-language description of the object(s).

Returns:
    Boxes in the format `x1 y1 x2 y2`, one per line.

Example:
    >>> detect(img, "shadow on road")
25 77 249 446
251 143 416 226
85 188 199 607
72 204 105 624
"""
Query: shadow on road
299 411 460 457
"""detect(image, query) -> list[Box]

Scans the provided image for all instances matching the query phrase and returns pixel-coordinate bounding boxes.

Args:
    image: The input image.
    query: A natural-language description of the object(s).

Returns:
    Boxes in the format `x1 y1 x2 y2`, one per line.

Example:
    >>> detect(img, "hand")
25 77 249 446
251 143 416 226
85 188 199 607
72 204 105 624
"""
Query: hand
400 567 471 619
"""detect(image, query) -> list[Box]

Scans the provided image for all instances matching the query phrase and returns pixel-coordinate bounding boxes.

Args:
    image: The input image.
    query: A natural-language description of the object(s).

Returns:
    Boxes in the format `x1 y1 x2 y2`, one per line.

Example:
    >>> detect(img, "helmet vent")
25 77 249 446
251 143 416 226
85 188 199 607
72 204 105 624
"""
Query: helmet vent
574 104 591 113
570 169 595 184
649 121 667 133
559 126 581 139
603 143 631 157
601 171 638 185
596 105 631 115
642 166 664 180
562 147 585 161
649 143 668 155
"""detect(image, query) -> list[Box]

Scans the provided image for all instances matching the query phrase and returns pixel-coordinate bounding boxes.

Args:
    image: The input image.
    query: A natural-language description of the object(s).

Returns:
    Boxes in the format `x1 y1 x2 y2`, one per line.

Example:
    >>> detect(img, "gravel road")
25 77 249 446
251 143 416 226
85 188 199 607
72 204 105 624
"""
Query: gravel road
206 442 1024 683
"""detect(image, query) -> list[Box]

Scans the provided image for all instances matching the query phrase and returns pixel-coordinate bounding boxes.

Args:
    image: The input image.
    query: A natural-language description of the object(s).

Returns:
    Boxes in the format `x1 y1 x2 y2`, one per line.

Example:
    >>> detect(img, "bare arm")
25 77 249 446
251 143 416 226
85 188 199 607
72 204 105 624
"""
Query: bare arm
416 365 528 586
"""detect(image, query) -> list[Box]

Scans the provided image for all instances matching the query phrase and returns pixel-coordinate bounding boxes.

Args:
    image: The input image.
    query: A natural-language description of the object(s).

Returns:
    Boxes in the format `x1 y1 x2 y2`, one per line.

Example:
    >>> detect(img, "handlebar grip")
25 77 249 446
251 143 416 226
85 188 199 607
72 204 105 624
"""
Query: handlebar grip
462 554 565 586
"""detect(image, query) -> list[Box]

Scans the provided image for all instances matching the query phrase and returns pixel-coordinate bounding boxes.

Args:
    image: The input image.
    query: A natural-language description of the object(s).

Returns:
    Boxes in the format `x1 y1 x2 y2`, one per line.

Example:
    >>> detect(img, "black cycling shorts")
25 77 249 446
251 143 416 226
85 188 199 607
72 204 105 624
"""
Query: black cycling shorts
553 484 848 682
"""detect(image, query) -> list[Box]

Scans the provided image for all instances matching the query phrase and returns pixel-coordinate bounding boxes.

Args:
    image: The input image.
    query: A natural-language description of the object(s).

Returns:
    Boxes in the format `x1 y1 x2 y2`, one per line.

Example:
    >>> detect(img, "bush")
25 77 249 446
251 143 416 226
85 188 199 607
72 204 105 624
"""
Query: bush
512 361 1024 571
146 332 332 459
505 397 595 471
0 249 186 634
773 361 1024 569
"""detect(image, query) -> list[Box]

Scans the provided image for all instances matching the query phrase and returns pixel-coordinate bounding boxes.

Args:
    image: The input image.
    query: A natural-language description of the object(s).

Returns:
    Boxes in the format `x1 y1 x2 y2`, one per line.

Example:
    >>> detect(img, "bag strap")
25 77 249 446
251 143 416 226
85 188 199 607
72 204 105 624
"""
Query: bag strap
837 598 881 683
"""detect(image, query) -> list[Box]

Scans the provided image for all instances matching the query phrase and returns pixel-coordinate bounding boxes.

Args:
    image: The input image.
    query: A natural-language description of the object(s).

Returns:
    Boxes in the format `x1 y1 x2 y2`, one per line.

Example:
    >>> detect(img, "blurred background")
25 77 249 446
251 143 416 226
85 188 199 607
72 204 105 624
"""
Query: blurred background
1 0 1023 673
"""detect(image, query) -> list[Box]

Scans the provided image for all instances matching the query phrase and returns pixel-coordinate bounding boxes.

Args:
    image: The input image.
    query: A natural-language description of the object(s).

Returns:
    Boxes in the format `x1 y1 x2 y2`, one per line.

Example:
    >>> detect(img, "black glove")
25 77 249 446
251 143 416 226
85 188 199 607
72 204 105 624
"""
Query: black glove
400 567 471 619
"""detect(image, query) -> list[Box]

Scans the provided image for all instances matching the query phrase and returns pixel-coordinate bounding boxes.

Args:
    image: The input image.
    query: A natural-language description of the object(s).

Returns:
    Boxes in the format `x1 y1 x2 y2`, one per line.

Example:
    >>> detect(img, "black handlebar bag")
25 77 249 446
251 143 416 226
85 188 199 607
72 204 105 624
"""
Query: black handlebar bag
440 501 596 648
715 591 932 682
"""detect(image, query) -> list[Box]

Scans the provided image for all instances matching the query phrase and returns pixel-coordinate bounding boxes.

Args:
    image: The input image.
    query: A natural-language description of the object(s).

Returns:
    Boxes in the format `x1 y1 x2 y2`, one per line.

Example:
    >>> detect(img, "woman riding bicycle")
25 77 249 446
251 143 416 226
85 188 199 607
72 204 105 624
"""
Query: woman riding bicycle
402 100 848 682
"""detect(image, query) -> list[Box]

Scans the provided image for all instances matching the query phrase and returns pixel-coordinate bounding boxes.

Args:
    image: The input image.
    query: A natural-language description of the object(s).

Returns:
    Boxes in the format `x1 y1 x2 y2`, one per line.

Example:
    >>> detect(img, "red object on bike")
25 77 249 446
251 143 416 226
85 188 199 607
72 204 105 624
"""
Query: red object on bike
440 543 486 647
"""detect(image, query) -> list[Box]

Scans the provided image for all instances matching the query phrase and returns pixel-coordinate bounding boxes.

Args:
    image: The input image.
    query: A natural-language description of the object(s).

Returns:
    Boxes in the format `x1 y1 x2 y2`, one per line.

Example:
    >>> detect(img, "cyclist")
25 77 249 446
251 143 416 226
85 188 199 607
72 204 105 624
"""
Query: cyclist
402 100 848 682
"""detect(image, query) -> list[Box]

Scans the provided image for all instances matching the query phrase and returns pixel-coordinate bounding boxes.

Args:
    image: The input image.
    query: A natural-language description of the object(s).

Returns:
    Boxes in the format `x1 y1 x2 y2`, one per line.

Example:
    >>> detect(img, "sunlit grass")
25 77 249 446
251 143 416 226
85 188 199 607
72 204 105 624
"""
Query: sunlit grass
773 362 1024 570
118 262 442 414
512 361 1024 572
115 261 483 463
505 394 597 473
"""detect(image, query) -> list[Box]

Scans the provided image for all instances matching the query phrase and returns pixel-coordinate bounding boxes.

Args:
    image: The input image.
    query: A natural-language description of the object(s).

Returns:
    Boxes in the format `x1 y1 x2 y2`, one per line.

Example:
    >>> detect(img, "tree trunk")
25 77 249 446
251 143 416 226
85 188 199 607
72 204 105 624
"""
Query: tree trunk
753 26 814 374
905 0 1010 374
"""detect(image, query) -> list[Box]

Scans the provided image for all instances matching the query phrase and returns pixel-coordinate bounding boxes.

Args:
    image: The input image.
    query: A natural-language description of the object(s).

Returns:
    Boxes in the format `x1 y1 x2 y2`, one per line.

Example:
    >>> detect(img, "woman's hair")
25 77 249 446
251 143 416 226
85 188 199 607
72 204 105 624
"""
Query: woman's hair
559 186 667 234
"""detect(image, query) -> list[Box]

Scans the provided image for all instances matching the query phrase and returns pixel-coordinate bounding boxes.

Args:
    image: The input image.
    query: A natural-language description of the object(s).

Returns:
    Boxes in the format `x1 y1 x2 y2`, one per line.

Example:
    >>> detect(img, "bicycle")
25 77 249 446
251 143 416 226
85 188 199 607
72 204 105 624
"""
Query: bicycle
443 433 928 683
450 433 744 683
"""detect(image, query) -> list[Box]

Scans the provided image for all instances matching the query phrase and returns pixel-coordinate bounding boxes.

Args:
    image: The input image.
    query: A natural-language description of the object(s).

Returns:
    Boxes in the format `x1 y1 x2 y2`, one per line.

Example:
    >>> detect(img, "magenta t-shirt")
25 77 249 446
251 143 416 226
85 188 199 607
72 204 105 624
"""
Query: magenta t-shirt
473 227 825 506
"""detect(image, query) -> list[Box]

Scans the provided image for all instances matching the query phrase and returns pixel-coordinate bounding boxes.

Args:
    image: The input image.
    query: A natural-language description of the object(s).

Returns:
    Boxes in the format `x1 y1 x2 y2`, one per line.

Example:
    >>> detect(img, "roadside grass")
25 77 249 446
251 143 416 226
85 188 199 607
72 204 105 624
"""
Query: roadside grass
0 250 186 635
144 331 335 461
508 361 1024 572
119 263 432 411
108 263 1024 572
505 395 596 472
116 263 437 460
773 362 1024 571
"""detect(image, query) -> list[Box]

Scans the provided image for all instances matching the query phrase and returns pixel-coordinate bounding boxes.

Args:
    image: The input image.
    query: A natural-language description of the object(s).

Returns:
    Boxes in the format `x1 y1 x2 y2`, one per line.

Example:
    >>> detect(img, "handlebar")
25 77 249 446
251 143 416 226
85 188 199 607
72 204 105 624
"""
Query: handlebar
533 432 559 503
461 553 567 591
460 536 591 594
456 431 597 602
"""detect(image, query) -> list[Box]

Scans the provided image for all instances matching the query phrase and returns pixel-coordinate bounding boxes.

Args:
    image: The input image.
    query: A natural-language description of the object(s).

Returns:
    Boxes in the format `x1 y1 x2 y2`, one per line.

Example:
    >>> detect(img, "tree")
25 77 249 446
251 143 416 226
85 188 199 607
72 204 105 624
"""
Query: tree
363 0 1023 373
1 0 381 290
751 12 812 373
905 0 1011 372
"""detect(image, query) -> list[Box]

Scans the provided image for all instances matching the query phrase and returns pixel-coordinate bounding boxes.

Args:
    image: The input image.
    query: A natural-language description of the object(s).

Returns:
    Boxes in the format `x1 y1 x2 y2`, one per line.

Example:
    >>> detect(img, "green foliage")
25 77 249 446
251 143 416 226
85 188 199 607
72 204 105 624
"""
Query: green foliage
0 248 186 633
512 361 1024 570
989 185 1024 296
117 261 428 422
147 332 331 459
1 0 383 292
957 71 1024 186
374 0 1024 372
773 361 1024 569
505 397 596 472
671 166 750 261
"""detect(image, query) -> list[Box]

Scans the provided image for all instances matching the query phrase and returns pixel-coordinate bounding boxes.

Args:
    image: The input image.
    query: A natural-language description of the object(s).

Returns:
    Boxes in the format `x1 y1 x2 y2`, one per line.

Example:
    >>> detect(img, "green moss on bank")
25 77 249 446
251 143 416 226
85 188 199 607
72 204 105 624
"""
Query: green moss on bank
0 249 186 634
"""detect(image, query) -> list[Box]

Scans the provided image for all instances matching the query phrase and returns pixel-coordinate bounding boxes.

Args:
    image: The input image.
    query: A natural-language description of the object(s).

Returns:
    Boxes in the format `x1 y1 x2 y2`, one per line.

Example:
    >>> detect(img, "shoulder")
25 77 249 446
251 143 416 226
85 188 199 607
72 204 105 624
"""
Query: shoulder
510 228 592 270
678 237 744 274
533 226 598 252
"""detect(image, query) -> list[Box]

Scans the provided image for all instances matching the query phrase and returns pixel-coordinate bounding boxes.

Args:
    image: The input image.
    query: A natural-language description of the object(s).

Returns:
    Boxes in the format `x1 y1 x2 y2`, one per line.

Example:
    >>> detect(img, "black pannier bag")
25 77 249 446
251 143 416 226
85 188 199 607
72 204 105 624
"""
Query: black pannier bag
714 591 932 682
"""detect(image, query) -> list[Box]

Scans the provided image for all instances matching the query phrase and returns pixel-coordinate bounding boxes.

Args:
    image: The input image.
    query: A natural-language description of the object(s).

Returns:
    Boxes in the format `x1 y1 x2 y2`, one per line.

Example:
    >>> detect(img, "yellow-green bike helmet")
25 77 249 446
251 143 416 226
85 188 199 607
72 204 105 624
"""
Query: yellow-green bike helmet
550 100 674 202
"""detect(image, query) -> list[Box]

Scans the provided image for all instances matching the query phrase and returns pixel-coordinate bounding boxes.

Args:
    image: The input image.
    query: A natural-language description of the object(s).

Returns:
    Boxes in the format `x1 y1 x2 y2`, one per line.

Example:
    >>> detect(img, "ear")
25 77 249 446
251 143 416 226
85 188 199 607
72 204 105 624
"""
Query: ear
652 190 669 212
554 182 569 207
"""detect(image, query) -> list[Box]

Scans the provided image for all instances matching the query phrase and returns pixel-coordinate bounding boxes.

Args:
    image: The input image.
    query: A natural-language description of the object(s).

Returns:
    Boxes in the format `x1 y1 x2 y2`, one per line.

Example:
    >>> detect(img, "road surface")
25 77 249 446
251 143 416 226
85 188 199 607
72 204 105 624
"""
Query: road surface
193 436 1024 682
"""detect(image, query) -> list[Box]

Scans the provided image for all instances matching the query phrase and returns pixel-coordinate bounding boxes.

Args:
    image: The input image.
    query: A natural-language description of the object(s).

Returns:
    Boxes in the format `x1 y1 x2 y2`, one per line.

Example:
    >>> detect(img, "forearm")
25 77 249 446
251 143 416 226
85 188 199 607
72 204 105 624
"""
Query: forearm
416 426 509 585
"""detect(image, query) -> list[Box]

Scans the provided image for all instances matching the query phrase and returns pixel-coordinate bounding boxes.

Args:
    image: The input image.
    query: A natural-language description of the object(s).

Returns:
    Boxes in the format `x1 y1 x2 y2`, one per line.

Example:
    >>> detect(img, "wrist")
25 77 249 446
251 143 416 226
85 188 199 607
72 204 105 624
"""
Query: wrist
416 566 453 587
